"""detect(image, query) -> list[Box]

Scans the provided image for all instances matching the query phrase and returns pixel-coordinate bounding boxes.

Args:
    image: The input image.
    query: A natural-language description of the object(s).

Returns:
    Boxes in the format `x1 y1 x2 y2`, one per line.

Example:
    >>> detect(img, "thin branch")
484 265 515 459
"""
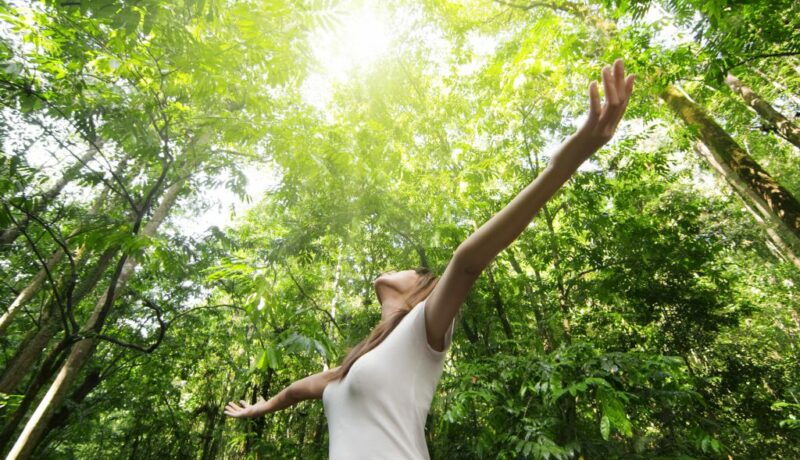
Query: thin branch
170 302 248 322
92 297 167 353
722 51 800 74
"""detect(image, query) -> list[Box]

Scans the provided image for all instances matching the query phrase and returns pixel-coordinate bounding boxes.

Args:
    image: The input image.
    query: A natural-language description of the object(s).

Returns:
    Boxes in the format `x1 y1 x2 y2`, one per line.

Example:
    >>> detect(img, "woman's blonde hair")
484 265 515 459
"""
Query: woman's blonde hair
329 266 438 382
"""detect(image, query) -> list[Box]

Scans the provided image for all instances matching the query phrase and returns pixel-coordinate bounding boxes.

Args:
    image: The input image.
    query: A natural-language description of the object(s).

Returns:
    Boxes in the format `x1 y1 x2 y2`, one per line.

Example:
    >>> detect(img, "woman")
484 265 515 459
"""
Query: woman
225 58 635 458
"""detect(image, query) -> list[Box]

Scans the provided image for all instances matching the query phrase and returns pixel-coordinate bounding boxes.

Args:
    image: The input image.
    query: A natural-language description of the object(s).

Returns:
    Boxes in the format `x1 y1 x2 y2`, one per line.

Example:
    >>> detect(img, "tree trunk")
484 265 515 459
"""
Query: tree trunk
200 404 220 460
0 250 64 336
201 369 233 460
0 166 113 335
0 338 69 451
557 395 578 447
254 369 274 440
244 381 259 453
323 249 342 370
0 247 119 394
126 418 142 460
692 141 800 269
541 204 572 345
506 249 553 353
661 83 800 243
458 314 478 344
38 367 103 446
4 177 187 460
486 267 514 340
0 318 60 395
724 73 800 148
0 145 100 249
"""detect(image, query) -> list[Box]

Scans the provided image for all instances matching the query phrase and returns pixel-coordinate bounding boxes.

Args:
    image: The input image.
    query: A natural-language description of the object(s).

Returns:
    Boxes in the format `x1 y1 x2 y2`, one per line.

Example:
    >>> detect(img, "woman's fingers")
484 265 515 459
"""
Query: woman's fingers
609 74 636 130
602 60 634 128
575 58 634 149
225 401 249 417
224 403 238 416
227 401 242 410
619 74 635 113
613 58 625 97
602 65 618 107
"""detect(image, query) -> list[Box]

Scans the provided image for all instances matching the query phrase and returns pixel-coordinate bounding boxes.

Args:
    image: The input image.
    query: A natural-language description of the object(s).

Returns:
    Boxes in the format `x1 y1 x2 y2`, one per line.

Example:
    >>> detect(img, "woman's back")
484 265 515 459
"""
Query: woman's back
323 298 455 460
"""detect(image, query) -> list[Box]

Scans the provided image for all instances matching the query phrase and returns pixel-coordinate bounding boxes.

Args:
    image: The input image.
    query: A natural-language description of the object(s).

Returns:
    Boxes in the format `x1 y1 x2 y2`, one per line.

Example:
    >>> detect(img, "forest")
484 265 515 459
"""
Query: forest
0 0 799 458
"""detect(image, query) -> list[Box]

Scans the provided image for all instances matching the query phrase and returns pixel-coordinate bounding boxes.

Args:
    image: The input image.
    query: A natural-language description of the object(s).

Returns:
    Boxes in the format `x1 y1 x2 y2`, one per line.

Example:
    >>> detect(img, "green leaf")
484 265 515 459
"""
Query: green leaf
266 346 280 369
600 415 610 441
256 350 269 370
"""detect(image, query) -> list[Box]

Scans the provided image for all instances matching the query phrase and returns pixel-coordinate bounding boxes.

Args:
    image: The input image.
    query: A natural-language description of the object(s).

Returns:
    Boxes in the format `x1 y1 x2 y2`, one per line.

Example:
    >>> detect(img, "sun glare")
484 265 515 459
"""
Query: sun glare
316 2 391 78
302 1 393 109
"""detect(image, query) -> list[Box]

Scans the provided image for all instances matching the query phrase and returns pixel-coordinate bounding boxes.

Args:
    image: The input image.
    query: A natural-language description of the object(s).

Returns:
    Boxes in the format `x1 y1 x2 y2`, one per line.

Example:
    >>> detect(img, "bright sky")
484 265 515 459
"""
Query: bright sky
300 0 396 112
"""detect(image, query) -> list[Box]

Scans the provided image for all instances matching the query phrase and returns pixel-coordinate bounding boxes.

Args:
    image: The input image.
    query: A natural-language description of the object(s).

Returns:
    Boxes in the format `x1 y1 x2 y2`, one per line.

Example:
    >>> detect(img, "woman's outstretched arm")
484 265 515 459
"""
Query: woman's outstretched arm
424 59 634 349
457 58 635 274
224 366 339 419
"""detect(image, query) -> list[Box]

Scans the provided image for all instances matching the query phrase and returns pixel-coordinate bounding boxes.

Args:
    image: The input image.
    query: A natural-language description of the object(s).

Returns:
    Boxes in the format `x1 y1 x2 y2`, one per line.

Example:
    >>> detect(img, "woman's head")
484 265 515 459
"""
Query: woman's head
328 266 438 383
372 266 437 309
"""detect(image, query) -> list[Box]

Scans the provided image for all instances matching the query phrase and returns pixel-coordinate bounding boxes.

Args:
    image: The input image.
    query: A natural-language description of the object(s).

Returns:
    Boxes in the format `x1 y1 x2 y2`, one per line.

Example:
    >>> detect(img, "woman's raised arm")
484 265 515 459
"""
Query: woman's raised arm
424 59 634 349
457 58 635 274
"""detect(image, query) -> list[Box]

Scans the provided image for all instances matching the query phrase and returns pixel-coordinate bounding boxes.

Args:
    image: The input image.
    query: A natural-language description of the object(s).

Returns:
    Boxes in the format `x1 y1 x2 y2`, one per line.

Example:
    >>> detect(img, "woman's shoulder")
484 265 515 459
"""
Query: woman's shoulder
409 299 455 359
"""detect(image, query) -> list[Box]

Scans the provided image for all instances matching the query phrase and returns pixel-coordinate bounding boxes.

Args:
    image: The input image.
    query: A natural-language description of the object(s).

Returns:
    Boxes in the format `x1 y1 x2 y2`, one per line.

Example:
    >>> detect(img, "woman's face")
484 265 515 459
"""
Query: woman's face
372 269 420 304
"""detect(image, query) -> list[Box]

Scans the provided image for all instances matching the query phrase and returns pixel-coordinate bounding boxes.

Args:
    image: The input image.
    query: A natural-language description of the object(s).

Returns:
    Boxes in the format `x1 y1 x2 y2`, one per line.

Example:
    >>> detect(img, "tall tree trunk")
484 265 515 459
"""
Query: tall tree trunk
458 314 478 344
661 83 800 244
486 267 514 340
0 338 69 450
200 404 221 460
126 418 142 460
506 249 553 353
4 177 187 460
724 73 800 148
38 366 103 447
0 318 60 395
201 369 232 460
312 412 326 456
0 162 114 335
541 203 572 345
692 141 800 269
323 248 342 370
254 369 274 441
244 381 259 453
0 145 100 249
0 247 119 394
0 250 64 336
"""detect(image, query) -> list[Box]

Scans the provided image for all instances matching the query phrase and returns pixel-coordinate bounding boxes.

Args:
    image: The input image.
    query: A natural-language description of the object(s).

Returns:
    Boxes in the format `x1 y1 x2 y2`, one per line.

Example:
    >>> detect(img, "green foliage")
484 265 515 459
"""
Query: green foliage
1 0 798 458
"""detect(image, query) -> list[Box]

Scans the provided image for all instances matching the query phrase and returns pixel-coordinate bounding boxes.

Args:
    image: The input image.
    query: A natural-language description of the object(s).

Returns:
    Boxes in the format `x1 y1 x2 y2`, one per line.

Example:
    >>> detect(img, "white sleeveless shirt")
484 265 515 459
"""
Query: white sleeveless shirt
322 298 455 459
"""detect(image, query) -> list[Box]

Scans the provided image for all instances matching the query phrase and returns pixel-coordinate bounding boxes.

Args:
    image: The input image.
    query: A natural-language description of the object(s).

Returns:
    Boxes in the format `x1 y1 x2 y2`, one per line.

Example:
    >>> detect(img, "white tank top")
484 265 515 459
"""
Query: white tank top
322 298 455 459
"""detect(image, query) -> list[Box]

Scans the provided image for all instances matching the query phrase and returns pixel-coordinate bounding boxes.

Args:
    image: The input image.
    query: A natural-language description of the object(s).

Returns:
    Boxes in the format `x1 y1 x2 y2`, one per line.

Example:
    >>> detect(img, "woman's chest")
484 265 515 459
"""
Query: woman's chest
327 334 417 405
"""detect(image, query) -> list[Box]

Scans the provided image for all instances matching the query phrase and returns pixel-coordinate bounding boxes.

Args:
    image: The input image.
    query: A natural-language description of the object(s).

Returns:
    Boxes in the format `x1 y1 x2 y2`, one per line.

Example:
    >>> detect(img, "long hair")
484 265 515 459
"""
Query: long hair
329 266 438 382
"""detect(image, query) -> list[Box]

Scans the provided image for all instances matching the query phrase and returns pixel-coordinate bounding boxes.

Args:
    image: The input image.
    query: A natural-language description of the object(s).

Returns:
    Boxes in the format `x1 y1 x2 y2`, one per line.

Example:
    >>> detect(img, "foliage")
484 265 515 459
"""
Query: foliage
1 0 798 458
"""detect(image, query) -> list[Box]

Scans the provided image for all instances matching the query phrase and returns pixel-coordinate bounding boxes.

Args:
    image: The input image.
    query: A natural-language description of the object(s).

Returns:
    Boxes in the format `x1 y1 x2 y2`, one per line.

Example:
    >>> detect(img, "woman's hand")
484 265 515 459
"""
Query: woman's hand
553 58 635 167
224 396 267 419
